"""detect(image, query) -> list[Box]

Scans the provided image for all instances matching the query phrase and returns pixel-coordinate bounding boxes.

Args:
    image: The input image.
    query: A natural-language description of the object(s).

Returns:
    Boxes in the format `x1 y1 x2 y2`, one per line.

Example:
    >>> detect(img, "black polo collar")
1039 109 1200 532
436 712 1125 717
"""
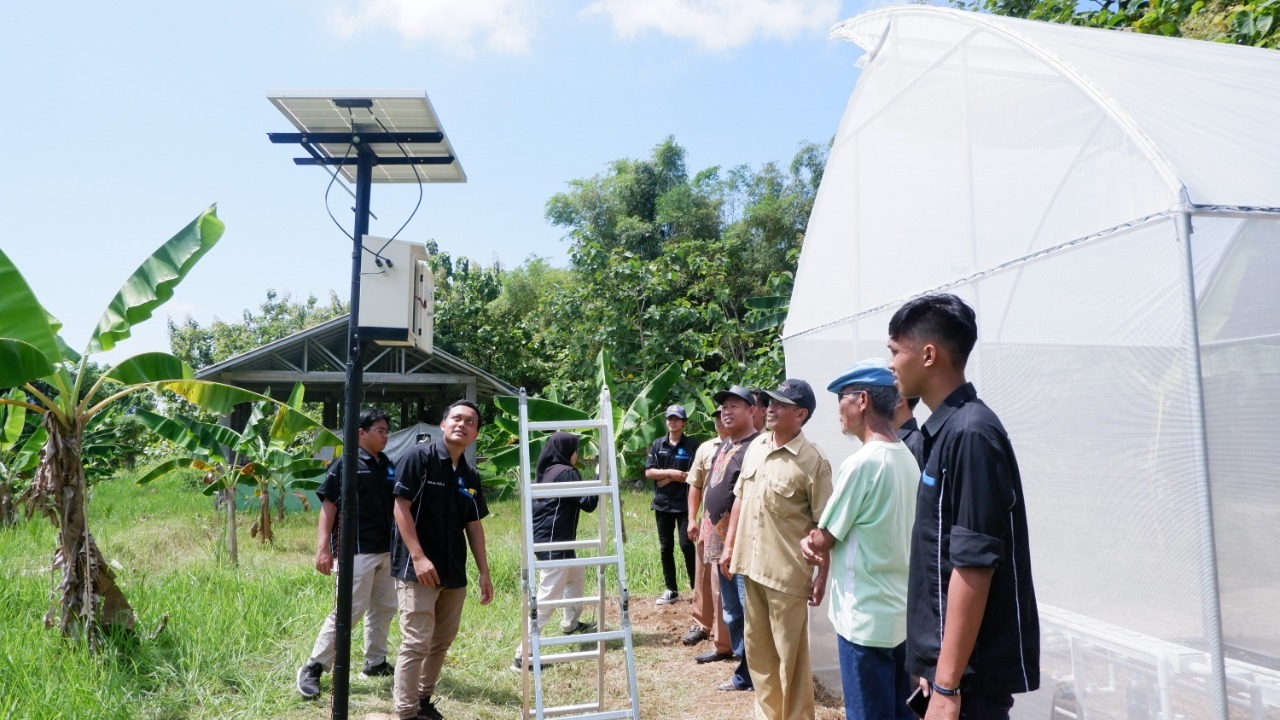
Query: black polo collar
922 382 978 439
426 438 471 473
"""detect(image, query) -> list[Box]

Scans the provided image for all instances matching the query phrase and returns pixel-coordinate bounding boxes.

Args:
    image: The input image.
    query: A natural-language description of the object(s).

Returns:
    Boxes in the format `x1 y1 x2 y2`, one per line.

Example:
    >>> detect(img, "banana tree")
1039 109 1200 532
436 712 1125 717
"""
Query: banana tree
0 206 332 647
486 349 683 481
0 389 46 526
134 385 336 561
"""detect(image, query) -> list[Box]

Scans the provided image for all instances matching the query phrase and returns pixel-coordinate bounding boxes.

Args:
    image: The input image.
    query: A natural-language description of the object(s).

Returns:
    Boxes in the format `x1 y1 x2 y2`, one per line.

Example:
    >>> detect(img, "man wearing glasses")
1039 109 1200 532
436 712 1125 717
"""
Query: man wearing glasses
801 360 920 720
722 379 833 720
298 407 399 699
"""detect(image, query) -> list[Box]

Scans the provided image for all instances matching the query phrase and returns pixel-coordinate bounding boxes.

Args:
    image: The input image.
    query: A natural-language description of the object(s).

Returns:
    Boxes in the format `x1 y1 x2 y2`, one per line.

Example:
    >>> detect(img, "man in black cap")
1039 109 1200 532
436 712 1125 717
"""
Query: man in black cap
645 404 700 605
722 380 832 720
700 385 761 691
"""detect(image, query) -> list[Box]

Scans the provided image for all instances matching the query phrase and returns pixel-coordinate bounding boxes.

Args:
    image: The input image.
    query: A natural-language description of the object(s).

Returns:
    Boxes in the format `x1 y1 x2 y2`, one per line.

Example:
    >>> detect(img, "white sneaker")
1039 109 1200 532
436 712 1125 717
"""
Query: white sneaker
655 590 679 605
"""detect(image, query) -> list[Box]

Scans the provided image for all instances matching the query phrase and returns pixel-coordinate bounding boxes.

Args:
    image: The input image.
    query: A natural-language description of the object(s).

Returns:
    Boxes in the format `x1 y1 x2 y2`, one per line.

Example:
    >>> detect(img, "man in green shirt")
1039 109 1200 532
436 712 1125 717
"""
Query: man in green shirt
802 359 919 720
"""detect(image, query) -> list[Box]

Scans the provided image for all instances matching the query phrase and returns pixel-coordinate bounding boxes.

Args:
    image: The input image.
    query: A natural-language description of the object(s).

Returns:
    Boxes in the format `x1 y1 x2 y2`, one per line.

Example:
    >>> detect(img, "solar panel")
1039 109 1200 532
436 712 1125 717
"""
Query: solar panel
267 89 466 184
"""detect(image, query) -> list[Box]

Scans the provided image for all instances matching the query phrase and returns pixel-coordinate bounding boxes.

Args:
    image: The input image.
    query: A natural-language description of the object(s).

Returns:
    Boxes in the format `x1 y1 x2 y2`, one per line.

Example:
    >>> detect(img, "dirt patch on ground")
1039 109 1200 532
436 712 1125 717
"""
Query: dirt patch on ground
361 592 843 719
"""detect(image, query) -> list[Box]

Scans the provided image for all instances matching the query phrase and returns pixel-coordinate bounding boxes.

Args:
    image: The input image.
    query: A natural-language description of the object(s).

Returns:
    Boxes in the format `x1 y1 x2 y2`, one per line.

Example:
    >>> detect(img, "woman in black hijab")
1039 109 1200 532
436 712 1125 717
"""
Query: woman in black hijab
512 432 599 671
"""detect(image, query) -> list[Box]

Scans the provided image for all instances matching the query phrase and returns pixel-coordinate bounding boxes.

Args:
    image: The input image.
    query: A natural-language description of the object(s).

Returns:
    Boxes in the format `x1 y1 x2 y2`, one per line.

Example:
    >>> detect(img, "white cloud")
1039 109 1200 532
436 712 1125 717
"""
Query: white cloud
327 0 539 55
582 0 843 53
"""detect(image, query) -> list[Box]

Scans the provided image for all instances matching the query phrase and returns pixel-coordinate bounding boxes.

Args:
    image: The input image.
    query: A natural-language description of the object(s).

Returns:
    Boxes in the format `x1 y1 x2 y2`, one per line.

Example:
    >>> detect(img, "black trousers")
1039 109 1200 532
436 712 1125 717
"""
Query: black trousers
654 510 695 593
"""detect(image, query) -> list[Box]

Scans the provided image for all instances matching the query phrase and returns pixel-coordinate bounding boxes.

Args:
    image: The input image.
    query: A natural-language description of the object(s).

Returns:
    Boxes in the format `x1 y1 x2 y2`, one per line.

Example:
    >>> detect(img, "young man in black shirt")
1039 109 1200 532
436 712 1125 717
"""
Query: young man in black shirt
297 407 398 699
390 400 493 720
888 294 1039 720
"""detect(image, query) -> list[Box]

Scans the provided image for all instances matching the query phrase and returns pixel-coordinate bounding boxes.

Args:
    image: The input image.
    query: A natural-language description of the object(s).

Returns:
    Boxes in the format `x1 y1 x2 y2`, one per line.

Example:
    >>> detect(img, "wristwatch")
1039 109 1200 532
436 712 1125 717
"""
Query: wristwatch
930 681 961 697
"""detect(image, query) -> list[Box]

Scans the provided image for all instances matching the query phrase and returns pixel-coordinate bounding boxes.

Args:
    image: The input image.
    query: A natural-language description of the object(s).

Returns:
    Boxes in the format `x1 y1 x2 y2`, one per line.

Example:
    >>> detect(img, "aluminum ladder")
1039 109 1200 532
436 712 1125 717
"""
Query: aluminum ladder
517 387 641 720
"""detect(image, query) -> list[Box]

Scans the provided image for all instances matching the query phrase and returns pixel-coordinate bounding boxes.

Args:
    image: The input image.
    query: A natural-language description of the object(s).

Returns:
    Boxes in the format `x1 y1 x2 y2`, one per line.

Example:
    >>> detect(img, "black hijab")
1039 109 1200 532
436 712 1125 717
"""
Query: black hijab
535 432 580 484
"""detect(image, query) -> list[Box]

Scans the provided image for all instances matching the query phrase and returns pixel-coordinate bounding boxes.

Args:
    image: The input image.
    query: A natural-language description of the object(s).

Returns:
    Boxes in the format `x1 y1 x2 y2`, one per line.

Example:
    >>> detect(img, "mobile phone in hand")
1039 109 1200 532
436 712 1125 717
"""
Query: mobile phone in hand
906 687 930 718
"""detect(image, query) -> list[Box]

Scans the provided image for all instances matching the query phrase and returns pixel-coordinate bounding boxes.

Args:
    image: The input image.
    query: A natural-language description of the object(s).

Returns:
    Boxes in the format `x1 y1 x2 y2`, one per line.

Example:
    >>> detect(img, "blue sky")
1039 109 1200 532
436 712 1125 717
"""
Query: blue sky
1 0 873 363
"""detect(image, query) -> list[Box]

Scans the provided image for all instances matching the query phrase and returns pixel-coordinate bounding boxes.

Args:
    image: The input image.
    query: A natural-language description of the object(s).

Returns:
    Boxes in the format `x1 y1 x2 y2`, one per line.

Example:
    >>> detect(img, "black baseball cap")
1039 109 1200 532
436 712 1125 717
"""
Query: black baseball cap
713 385 755 406
764 379 817 414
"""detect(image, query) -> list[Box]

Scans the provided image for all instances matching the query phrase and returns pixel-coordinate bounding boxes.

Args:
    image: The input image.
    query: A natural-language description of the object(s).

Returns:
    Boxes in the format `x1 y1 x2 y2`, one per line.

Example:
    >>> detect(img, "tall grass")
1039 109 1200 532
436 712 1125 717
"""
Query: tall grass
0 471 671 719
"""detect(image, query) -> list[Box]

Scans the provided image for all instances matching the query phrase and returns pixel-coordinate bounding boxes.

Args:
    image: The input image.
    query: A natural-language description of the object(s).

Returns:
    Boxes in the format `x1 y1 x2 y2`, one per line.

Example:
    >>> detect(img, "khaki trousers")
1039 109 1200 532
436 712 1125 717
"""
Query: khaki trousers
743 577 814 720
308 552 397 669
393 580 467 718
692 538 731 654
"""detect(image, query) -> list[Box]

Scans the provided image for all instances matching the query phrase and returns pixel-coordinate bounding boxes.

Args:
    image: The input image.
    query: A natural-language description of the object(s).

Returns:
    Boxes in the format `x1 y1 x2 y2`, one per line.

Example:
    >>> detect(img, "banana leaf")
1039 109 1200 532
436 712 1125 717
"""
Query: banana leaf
89 206 225 354
0 339 56 389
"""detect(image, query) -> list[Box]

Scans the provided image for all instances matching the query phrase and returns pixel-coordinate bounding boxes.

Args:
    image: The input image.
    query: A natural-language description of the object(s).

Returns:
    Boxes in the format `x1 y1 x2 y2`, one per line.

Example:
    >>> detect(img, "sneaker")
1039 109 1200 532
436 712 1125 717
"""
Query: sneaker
361 660 394 677
417 695 445 720
509 657 524 673
717 680 751 691
681 626 708 645
655 589 679 605
562 619 596 635
296 660 323 698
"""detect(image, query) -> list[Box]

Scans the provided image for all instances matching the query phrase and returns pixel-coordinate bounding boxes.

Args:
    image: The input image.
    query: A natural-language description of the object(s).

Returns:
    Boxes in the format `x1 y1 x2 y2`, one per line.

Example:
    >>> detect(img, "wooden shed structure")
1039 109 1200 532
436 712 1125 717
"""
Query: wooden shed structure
196 315 517 430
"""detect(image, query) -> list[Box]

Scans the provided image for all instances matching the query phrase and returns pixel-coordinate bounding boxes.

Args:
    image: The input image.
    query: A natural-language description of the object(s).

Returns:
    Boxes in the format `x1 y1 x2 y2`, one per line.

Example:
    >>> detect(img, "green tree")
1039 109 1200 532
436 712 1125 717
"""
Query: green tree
167 289 348 370
964 0 1280 47
542 136 827 406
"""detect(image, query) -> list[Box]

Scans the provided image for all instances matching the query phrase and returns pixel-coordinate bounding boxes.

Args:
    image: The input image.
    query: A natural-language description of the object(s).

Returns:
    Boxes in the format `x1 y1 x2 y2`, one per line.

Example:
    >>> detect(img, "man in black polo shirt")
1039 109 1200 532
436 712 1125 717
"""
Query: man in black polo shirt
390 400 493 720
887 294 1039 720
297 407 398 698
645 404 700 605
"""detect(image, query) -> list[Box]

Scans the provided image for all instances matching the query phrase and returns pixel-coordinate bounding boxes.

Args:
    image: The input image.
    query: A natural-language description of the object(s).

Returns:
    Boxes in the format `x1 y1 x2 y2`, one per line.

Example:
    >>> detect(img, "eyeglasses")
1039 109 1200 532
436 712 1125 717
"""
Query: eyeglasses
837 390 863 402
367 426 390 435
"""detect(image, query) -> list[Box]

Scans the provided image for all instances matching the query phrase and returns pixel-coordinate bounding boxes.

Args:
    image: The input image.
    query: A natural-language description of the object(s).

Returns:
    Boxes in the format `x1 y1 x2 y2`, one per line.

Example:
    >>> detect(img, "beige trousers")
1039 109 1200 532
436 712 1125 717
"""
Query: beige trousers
308 552 397 669
393 580 467 718
743 577 814 720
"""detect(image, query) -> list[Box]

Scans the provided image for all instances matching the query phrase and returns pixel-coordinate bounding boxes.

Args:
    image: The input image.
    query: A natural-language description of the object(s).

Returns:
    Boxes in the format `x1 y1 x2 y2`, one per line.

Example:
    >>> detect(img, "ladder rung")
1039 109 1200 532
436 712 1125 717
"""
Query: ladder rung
536 555 619 569
538 629 625 646
529 482 616 499
533 539 601 553
528 649 600 665
534 594 601 609
527 420 608 431
534 702 600 718
530 709 635 720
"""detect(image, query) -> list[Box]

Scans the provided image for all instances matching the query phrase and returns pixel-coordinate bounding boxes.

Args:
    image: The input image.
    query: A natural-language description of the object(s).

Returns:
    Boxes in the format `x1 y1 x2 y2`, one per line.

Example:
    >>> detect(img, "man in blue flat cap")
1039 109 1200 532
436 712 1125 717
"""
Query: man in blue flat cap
801 359 920 720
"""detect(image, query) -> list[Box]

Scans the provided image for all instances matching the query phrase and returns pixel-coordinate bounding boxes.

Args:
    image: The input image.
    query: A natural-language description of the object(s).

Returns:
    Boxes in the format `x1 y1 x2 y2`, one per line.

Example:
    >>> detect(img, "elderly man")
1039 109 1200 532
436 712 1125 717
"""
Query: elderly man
801 359 919 720
722 379 832 720
888 294 1039 720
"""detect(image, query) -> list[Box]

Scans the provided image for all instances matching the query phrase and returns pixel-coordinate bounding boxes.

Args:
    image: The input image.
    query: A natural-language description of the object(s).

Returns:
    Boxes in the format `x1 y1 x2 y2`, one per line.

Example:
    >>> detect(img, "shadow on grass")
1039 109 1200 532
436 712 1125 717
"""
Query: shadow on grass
438 674 522 706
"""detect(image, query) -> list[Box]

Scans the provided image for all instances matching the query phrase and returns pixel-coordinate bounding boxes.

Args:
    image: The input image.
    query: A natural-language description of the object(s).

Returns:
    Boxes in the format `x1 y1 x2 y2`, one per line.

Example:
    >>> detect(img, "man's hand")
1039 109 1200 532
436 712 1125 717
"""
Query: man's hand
799 531 827 567
477 572 494 605
687 520 700 542
656 477 672 488
412 554 440 587
808 570 827 607
718 549 733 580
920 678 961 720
315 547 334 576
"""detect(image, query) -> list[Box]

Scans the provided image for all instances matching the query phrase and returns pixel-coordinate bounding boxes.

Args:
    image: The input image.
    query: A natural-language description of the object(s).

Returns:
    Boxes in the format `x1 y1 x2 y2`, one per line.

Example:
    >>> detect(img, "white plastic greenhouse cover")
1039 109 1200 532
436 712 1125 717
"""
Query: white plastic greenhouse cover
788 7 1280 720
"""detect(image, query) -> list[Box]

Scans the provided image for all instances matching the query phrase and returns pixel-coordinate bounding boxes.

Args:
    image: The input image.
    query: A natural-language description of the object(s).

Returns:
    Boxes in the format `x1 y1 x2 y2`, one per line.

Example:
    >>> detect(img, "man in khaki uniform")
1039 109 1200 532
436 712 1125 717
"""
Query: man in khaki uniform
683 410 732 658
722 379 833 720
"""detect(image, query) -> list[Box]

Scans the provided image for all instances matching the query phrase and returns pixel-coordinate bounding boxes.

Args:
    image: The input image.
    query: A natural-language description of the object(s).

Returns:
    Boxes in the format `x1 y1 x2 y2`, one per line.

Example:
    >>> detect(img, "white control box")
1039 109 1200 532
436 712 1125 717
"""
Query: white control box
357 237 434 354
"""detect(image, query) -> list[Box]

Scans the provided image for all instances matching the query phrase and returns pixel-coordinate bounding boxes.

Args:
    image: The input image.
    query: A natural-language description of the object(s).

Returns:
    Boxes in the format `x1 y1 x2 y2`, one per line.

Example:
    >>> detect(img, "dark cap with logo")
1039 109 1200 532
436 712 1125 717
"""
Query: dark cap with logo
713 385 755 407
664 404 688 419
764 379 817 414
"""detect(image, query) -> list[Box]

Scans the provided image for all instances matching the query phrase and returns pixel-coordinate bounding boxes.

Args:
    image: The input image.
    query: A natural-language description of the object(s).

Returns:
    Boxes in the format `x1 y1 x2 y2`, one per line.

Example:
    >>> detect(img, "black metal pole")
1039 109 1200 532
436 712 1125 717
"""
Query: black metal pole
333 142 374 720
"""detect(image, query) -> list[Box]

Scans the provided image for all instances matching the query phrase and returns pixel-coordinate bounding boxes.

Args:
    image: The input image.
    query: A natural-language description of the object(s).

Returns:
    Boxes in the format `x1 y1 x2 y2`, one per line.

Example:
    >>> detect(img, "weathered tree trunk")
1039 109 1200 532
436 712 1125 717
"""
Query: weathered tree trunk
224 487 238 564
256 488 273 543
0 480 15 527
28 414 135 648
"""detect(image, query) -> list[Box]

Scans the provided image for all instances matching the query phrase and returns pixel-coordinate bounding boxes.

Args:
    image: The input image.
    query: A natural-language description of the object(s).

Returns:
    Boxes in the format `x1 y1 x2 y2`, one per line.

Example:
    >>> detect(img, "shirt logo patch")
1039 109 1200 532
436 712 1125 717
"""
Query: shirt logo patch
921 472 937 487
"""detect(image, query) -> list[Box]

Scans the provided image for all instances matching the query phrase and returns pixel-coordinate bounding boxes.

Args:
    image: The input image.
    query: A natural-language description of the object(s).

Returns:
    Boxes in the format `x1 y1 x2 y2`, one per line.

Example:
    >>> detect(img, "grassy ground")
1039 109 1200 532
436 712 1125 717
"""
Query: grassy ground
0 473 843 720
